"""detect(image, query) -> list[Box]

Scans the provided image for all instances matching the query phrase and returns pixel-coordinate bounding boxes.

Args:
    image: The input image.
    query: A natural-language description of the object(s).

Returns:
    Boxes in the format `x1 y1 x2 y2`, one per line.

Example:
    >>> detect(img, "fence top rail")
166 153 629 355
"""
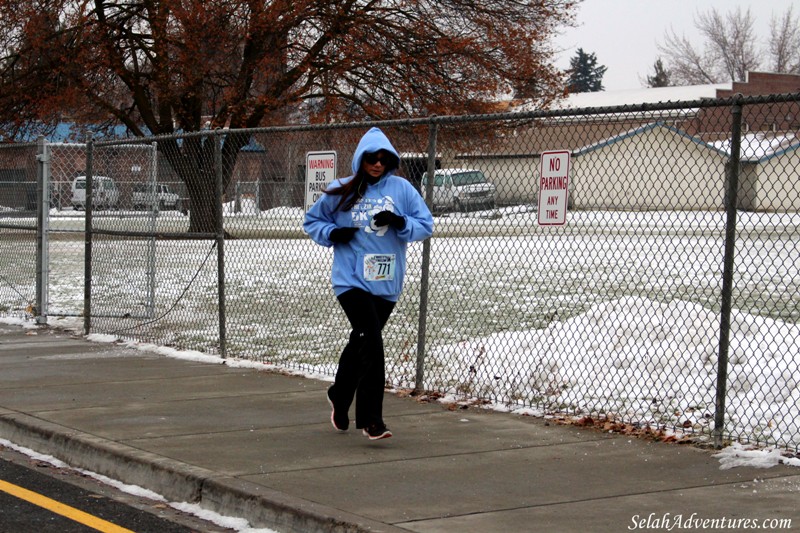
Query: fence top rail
45 142 87 148
0 141 37 150
17 91 800 149
44 141 153 149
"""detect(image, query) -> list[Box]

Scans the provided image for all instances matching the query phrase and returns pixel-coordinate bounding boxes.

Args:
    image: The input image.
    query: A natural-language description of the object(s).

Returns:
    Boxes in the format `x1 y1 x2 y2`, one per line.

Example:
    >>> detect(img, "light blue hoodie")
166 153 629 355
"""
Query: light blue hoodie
304 128 434 302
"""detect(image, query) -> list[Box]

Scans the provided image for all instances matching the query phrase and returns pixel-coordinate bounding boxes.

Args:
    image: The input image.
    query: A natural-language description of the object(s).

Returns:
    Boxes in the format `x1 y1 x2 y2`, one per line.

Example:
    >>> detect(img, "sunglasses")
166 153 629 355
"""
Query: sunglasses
363 152 390 166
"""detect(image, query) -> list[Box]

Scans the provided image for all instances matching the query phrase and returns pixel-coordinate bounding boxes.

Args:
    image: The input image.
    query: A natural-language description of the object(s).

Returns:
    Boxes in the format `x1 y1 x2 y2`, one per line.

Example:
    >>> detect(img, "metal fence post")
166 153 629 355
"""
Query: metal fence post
83 135 94 335
34 136 49 324
414 120 438 394
214 132 227 358
714 95 743 449
145 142 158 319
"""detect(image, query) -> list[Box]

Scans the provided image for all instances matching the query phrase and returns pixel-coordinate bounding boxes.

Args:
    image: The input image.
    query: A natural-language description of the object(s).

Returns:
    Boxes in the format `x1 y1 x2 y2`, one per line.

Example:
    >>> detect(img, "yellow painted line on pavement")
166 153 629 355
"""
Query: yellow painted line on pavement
0 478 136 533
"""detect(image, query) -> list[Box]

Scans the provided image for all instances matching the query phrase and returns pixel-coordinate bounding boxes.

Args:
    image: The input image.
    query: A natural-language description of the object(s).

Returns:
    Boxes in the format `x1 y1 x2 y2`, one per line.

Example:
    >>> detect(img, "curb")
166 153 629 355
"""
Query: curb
0 412 407 533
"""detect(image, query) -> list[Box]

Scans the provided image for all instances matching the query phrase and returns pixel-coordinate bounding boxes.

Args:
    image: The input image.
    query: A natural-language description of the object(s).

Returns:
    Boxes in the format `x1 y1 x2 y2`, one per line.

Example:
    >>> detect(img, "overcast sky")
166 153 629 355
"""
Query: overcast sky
553 0 798 91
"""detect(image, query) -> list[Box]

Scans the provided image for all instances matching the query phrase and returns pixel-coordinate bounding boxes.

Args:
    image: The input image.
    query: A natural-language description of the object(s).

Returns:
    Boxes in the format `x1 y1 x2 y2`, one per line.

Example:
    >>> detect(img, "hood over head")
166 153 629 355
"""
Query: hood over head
351 127 400 176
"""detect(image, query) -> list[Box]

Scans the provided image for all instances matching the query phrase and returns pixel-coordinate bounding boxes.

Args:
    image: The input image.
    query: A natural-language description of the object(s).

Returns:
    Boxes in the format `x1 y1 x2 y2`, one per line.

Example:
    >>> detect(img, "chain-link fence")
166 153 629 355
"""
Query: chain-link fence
0 141 38 317
1 93 799 451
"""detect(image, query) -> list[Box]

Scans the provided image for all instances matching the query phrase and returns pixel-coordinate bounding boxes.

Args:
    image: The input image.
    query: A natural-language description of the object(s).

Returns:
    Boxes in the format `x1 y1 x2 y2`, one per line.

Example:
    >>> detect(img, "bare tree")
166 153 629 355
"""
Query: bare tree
768 6 800 74
657 28 718 85
657 7 760 85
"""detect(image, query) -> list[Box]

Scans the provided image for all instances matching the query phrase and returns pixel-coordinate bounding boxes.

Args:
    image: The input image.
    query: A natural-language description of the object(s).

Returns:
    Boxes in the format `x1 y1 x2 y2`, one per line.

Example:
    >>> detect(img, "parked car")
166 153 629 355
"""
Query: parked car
132 183 181 210
420 168 496 213
71 176 120 210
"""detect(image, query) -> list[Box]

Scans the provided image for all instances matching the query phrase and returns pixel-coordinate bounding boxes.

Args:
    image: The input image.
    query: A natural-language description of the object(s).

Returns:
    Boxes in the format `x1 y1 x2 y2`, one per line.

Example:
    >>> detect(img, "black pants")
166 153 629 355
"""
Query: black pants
330 288 396 429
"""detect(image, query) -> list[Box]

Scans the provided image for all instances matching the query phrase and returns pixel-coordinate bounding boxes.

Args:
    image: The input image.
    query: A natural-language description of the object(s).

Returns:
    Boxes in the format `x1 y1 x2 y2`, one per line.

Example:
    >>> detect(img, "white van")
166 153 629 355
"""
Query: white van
420 168 496 213
132 183 180 210
71 176 120 210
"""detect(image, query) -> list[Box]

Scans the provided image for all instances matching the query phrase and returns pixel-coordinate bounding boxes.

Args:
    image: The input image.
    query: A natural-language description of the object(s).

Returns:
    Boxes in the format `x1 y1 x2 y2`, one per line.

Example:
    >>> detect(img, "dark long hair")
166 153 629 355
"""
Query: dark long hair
324 152 399 211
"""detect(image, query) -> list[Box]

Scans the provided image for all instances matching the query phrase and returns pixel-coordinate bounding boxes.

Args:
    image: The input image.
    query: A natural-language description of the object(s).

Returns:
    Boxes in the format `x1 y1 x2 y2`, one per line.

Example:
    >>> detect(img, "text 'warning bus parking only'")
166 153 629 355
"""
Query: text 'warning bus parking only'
305 151 337 211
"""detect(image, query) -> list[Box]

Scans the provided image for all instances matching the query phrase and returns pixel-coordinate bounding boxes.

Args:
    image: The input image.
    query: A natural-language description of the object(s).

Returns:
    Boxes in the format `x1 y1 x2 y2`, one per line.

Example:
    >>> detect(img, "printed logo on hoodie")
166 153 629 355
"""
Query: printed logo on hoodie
351 195 395 237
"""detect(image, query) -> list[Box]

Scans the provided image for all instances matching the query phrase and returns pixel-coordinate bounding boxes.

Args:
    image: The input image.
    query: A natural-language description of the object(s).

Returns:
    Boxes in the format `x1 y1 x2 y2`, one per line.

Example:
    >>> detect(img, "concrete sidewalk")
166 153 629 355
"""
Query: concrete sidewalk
0 322 798 533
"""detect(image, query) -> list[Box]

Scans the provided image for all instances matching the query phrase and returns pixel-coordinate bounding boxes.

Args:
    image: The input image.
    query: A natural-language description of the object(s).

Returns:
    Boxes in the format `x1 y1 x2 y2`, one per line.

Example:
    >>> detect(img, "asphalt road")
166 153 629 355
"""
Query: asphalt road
0 445 231 533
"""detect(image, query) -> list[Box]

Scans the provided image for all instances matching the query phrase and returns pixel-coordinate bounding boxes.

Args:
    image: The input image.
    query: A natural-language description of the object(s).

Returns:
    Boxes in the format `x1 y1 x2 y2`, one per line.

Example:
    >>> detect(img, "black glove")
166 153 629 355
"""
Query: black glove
329 227 359 243
372 210 406 230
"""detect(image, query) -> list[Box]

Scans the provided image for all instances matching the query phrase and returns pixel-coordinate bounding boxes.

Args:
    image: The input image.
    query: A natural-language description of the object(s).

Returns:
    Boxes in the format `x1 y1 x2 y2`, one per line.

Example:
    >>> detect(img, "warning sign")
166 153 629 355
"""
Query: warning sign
538 150 570 226
305 151 337 211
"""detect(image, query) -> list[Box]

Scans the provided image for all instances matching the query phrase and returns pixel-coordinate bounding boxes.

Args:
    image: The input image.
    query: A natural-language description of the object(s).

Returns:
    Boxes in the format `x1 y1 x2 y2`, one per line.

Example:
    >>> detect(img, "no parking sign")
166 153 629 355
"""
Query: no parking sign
538 150 571 226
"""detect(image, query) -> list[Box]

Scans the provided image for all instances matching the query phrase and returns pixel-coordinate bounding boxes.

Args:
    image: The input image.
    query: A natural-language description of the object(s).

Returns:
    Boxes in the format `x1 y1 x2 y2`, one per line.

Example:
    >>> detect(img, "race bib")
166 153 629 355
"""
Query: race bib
364 254 396 281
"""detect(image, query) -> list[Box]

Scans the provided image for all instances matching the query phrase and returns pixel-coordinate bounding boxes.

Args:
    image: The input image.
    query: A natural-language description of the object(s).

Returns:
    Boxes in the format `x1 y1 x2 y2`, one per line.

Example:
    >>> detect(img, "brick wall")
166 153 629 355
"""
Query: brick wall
716 72 800 99
688 72 800 136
